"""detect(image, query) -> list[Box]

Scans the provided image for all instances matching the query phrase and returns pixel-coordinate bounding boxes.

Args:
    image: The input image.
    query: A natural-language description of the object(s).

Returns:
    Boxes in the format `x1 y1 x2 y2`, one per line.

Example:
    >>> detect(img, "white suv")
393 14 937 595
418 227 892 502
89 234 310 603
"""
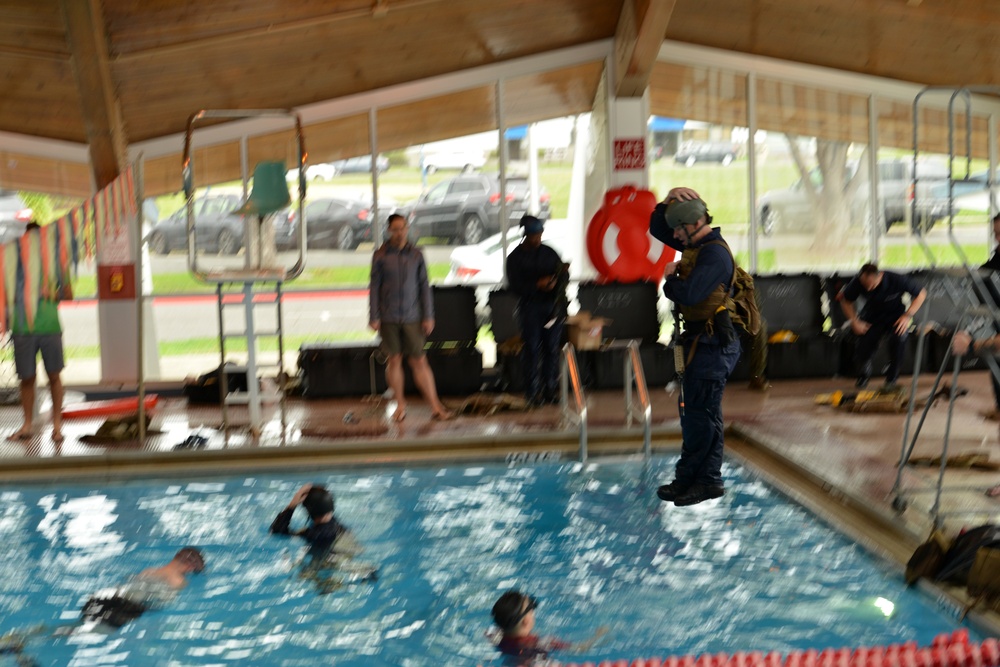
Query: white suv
422 151 487 174
0 191 32 244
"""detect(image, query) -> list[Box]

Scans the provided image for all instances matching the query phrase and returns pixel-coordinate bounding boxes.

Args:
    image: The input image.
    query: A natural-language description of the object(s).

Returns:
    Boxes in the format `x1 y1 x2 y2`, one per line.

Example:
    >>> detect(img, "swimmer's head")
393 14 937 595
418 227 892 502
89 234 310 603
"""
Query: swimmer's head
302 485 334 520
175 547 205 574
492 590 537 634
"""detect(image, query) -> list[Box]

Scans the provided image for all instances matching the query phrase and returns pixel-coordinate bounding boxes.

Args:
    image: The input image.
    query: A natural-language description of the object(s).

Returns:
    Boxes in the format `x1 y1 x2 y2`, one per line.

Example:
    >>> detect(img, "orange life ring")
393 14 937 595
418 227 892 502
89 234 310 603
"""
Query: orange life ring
585 185 675 283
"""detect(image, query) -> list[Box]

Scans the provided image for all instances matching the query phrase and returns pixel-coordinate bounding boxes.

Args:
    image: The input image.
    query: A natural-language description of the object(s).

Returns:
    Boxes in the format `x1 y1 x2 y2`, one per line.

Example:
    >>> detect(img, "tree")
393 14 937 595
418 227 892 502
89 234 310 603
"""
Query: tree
785 135 868 249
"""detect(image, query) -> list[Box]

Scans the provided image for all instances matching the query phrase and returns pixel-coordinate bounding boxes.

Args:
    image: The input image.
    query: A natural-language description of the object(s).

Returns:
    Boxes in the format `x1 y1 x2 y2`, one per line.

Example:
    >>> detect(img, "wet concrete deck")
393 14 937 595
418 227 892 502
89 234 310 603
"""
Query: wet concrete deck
1 369 999 551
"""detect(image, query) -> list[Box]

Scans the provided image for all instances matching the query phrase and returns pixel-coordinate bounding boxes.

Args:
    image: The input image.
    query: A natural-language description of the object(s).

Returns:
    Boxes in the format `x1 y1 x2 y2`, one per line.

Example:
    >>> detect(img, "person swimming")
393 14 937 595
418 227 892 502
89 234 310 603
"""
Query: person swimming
78 547 205 630
269 483 378 592
489 589 607 666
0 547 205 665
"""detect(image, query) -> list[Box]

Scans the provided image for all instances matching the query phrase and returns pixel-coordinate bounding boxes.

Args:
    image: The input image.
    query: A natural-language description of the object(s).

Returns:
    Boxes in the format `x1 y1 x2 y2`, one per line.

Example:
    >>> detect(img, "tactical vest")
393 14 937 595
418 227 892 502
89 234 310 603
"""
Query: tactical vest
676 243 732 335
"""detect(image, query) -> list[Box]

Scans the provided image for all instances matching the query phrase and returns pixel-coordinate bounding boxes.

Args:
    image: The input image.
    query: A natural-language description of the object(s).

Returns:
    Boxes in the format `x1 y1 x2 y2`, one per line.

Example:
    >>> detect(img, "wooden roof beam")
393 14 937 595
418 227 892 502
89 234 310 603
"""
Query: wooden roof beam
61 0 127 190
614 0 676 97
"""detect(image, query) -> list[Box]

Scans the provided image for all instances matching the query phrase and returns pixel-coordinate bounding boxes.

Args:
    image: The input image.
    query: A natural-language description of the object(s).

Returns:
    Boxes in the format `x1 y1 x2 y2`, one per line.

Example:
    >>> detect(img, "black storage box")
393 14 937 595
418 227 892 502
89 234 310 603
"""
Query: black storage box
184 362 249 404
910 270 980 330
838 332 923 379
822 273 856 331
576 281 661 343
754 274 824 336
426 285 478 344
585 342 676 390
766 335 841 379
488 289 520 344
407 346 483 396
494 349 525 393
924 330 988 374
298 343 385 399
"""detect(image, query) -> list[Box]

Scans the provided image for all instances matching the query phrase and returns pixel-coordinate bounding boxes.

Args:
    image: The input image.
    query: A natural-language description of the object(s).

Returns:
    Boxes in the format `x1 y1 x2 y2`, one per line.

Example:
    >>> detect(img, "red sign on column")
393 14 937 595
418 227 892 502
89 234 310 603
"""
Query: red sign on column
613 138 646 170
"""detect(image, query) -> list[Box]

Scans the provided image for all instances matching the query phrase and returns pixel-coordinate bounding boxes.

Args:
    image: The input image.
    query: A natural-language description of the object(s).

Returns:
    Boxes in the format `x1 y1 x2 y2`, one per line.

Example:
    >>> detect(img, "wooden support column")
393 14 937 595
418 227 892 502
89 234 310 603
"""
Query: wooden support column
61 0 127 189
614 0 677 98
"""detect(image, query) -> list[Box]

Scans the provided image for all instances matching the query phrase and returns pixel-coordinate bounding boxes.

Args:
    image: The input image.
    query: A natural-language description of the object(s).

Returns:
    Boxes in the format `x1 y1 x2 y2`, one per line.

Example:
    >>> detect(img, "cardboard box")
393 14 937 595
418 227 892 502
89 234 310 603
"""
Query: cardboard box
566 311 612 350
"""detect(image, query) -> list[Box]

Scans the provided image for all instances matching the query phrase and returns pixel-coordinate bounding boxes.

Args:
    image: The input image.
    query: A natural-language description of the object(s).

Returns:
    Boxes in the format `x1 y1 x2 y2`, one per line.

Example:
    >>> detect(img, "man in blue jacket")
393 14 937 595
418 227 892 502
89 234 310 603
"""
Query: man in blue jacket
650 188 741 507
369 214 452 422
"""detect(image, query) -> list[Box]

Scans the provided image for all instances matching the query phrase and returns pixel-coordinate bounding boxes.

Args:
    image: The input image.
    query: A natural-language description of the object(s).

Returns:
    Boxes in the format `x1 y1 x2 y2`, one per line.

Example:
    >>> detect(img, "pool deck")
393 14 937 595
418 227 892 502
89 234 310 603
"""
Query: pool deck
1 370 999 554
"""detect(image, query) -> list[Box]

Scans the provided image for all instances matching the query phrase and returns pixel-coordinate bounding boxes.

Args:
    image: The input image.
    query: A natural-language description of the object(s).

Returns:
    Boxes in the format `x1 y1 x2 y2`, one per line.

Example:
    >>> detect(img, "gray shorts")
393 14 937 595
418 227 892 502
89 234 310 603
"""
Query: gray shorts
13 334 64 380
380 322 426 358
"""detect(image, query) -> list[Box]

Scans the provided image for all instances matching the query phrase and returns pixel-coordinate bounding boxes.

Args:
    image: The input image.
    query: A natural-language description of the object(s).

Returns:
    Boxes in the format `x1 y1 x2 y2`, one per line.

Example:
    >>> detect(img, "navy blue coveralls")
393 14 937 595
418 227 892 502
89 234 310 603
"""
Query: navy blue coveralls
506 241 565 402
651 221 741 488
838 271 922 385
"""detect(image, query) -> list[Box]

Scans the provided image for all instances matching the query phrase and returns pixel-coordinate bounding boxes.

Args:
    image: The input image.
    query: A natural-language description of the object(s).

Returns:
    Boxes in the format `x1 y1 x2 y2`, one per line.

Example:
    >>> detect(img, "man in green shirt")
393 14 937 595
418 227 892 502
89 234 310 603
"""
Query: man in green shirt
9 222 72 444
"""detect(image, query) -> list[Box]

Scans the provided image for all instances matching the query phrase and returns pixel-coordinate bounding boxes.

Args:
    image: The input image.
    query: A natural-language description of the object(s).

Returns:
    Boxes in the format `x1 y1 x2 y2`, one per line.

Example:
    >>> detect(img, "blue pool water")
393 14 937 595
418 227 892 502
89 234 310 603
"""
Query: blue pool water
0 456 976 666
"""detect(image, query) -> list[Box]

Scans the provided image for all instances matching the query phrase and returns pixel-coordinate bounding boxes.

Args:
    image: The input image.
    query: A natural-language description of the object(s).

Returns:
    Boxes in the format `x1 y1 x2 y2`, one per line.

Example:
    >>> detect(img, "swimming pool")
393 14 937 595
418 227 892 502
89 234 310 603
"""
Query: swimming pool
0 456 977 666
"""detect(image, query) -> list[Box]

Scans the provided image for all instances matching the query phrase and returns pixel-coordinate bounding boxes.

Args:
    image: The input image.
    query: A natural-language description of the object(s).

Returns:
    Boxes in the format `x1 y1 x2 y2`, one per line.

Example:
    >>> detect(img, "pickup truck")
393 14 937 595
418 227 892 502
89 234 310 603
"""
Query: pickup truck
757 159 949 235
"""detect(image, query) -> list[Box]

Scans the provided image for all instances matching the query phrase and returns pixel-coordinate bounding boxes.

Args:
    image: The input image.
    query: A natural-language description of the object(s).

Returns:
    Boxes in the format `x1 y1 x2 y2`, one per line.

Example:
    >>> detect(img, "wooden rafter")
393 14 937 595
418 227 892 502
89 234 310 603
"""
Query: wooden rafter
61 0 126 190
614 0 676 97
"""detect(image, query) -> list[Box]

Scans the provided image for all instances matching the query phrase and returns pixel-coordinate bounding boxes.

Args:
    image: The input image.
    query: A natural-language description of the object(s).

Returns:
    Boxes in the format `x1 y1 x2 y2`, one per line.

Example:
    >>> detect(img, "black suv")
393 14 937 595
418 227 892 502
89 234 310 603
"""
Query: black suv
407 174 550 245
148 193 247 255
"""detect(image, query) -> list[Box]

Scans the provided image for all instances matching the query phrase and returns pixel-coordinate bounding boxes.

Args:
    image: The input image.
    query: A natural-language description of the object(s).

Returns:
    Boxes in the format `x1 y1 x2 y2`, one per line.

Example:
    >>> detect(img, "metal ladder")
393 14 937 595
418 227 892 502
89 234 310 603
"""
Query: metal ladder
182 109 308 437
216 281 285 436
562 339 654 463
892 86 1000 527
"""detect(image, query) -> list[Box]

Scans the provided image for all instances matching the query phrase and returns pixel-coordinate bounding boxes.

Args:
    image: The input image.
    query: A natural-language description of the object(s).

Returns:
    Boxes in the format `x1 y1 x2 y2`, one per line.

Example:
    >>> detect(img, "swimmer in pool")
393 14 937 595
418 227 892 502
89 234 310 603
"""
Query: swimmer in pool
488 589 607 666
0 547 205 665
76 546 205 630
269 483 378 593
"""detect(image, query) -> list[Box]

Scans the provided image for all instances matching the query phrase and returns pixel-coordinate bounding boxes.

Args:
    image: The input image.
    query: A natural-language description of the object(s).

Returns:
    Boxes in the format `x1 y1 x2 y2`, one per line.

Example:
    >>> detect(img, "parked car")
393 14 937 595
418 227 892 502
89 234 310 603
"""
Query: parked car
276 197 373 250
332 154 390 175
407 174 551 245
147 193 246 255
286 162 341 182
422 150 487 174
757 159 949 235
929 167 1000 214
443 224 578 323
674 141 739 167
0 191 32 245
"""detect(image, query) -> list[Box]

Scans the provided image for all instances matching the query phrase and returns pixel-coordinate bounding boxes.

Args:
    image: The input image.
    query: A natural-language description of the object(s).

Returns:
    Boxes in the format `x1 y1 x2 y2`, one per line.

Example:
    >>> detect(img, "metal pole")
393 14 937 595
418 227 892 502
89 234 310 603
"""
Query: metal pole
370 107 382 248
931 355 964 529
868 94 880 262
497 80 509 282
135 159 147 443
747 71 758 272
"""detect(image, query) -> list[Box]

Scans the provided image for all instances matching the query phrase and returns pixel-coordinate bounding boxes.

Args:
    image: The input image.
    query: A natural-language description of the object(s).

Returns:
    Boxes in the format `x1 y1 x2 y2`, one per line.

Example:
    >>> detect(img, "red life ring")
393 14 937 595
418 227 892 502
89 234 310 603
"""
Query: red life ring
585 185 676 283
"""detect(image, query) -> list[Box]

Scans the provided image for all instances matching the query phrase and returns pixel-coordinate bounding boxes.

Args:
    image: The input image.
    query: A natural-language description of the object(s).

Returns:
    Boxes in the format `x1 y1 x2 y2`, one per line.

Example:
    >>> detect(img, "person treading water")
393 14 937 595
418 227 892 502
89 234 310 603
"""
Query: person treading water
269 483 378 593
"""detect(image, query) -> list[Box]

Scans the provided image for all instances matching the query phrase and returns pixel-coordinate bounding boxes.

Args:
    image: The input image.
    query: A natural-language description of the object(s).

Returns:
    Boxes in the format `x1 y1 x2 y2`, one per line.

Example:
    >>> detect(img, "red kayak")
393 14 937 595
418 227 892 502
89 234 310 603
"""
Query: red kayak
62 394 159 419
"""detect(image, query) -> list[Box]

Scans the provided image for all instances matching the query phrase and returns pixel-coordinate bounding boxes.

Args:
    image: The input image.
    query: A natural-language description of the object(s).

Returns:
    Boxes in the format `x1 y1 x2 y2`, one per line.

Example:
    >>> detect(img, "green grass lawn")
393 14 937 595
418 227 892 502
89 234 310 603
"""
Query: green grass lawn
70 264 451 298
59 158 991 361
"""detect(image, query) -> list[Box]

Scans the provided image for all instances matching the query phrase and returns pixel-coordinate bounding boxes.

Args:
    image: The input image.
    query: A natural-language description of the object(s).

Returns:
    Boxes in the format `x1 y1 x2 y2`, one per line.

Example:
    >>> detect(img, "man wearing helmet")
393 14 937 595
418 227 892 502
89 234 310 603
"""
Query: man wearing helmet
649 187 742 507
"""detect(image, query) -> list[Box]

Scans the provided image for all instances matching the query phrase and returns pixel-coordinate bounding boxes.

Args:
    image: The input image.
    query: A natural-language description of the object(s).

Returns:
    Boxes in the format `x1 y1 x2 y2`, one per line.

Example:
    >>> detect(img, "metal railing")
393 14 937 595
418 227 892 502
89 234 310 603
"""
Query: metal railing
560 343 588 461
623 340 652 458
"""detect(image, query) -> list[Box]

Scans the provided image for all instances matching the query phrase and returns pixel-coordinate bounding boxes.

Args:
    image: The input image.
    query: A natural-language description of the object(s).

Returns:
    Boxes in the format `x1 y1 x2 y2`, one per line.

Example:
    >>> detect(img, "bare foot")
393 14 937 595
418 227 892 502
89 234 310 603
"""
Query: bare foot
52 430 64 443
431 410 455 422
392 407 407 423
7 428 32 442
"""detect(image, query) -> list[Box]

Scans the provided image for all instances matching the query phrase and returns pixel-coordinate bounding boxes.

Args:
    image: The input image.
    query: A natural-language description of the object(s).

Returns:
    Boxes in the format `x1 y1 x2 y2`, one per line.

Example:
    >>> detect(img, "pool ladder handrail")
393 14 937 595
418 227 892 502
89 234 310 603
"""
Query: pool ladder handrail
623 339 652 459
560 343 588 461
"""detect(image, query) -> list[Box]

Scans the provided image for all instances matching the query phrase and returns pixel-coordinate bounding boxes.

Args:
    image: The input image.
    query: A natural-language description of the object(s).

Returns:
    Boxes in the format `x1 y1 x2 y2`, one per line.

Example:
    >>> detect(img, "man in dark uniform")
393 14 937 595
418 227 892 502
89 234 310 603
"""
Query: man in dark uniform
650 188 741 507
838 263 926 389
978 213 1000 420
505 215 568 406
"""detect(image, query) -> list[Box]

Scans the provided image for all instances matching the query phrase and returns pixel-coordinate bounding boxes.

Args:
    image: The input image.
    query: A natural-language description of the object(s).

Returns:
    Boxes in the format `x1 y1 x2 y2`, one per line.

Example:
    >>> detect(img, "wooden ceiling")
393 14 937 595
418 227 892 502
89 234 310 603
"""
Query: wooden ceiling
1 0 999 196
